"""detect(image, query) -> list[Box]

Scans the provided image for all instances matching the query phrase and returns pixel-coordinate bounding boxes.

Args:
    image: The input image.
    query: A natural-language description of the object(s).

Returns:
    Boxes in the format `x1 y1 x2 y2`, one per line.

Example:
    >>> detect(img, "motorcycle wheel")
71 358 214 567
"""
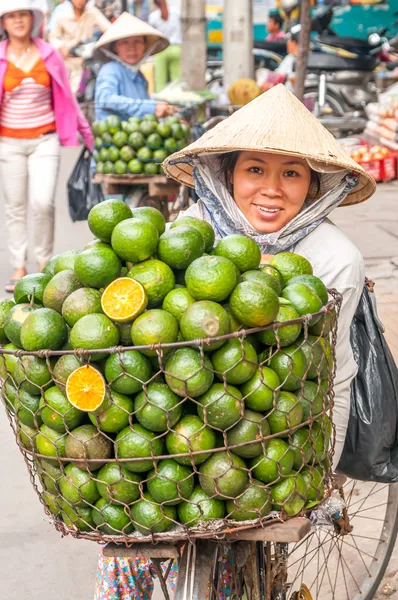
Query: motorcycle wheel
303 86 347 117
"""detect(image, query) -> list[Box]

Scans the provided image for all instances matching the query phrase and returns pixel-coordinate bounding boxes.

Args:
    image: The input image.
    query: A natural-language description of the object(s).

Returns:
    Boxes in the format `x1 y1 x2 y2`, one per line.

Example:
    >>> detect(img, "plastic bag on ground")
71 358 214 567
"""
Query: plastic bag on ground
67 147 104 222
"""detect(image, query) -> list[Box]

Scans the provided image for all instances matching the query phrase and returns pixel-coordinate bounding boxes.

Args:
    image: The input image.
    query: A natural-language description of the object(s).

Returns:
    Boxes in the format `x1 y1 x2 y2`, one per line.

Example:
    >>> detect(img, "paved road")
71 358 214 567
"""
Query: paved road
0 148 397 599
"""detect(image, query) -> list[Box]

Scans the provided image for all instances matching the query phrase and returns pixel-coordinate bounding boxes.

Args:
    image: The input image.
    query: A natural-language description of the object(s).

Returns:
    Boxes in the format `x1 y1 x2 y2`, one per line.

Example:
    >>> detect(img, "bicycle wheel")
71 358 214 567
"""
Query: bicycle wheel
285 480 398 599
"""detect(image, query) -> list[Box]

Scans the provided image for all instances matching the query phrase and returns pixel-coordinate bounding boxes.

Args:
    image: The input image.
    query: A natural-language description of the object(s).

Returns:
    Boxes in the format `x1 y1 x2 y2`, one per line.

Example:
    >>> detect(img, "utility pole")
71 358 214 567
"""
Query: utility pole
223 0 253 91
181 0 207 90
294 0 312 101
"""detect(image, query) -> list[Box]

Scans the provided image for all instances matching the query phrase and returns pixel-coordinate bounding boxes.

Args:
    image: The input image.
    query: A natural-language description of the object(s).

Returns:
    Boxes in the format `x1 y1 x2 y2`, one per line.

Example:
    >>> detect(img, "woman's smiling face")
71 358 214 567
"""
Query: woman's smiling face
230 151 312 233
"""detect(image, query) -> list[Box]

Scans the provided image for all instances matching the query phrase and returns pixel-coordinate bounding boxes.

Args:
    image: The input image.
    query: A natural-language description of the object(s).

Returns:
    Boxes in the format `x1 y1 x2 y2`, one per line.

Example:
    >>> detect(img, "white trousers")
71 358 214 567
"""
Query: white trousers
0 134 61 269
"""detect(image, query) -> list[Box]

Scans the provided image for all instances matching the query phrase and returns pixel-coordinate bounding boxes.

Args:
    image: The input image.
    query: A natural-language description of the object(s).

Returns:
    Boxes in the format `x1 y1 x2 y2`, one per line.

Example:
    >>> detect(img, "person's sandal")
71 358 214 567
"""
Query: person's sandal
4 279 19 294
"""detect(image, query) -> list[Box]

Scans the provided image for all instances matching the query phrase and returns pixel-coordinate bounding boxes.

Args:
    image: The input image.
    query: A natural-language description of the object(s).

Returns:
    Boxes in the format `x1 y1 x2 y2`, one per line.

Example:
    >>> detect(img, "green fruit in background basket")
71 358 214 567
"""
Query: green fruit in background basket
108 145 120 162
128 259 175 308
146 132 162 149
130 492 177 535
157 122 172 138
13 273 51 305
269 252 313 287
36 424 67 459
199 450 248 499
212 338 258 385
300 335 333 380
144 162 159 175
178 485 225 527
65 424 112 471
59 463 100 506
153 148 168 162
119 145 135 162
170 216 215 254
96 463 141 504
136 146 152 162
147 458 194 505
103 161 115 175
164 347 214 398
93 150 100 163
282 283 323 326
241 270 282 296
257 304 301 348
180 301 230 351
128 131 146 150
226 480 271 521
113 131 128 148
88 198 132 243
164 137 178 154
226 410 270 458
94 136 102 149
290 427 313 470
62 288 102 327
267 390 303 437
197 383 242 430
131 206 166 235
301 465 325 506
112 218 159 263
20 308 68 351
74 245 121 289
134 382 182 432
230 281 279 328
104 350 152 396
171 123 184 140
165 115 180 125
162 287 195 322
52 354 82 392
43 270 83 314
166 415 216 466
269 343 307 391
250 438 294 484
105 115 121 134
88 391 134 434
41 491 62 515
116 423 164 473
114 160 128 175
185 255 237 302
140 120 157 136
70 314 120 361
131 309 179 357
15 390 42 429
4 303 37 347
295 381 325 421
61 502 95 531
96 161 104 174
99 147 110 162
241 366 280 412
128 158 144 174
180 123 190 138
213 234 261 273
92 498 134 534
101 131 113 145
14 354 52 394
271 473 307 516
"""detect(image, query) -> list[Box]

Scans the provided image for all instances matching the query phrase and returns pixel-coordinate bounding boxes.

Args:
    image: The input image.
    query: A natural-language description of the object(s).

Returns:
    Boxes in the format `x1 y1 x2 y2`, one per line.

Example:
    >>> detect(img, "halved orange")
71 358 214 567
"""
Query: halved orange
101 277 147 323
66 365 106 412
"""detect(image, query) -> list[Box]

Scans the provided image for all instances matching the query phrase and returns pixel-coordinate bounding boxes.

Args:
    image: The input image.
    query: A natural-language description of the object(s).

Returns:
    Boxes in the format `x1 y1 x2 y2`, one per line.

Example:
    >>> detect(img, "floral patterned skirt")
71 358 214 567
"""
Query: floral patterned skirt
94 546 233 599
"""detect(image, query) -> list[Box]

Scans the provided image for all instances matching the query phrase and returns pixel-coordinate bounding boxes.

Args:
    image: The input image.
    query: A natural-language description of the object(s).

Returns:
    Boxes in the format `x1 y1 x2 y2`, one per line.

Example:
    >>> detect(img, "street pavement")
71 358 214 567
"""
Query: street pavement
0 147 397 599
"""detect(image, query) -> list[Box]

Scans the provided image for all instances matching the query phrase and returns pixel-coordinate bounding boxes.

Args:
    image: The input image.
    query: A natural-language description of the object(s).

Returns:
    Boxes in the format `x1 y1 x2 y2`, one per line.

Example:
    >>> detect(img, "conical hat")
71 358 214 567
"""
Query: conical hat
94 12 169 61
163 85 376 206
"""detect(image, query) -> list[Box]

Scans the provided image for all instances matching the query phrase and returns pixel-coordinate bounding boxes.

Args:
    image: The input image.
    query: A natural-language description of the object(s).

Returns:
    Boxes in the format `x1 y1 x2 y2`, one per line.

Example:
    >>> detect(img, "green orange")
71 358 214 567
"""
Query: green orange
185 255 237 302
111 218 159 263
295 381 326 421
269 252 313 286
267 390 303 436
0 299 15 343
226 410 270 458
130 492 177 535
134 382 182 432
59 463 100 506
131 206 166 235
158 226 205 270
104 350 152 395
131 309 179 357
128 259 175 307
115 423 164 473
164 347 214 398
162 287 195 322
290 427 313 470
65 424 112 471
61 288 102 327
226 480 271 521
178 485 225 527
165 415 216 465
241 366 280 412
20 308 68 351
96 463 141 504
199 450 248 499
4 303 37 347
74 245 122 289
14 273 51 305
213 234 261 272
147 458 194 505
39 386 84 433
241 270 282 296
42 270 82 314
88 391 134 433
271 473 307 516
250 438 294 484
212 338 257 385
70 314 120 361
257 305 302 348
230 281 279 328
269 343 308 391
170 217 215 253
92 498 134 534
197 383 243 430
180 301 230 351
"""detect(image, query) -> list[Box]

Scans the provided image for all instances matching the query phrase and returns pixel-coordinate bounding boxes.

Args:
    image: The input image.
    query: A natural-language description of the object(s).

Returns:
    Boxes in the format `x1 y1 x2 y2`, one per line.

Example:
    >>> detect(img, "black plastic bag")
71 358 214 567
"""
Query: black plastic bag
338 284 398 482
67 147 103 222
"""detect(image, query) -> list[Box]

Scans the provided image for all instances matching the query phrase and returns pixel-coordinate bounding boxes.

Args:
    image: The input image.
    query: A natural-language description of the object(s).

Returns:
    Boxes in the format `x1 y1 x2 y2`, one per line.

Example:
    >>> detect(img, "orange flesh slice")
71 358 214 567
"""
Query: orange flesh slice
101 277 147 323
66 365 106 412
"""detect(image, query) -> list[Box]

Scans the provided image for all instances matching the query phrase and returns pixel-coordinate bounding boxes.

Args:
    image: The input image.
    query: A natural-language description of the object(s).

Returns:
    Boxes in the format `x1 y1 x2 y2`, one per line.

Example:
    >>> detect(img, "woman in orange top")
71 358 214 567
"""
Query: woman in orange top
0 0 93 293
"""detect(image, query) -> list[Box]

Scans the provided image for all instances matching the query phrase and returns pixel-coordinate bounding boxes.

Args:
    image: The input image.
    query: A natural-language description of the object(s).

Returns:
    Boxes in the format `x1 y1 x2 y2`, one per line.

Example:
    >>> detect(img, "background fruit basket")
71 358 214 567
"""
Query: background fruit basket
0 200 341 544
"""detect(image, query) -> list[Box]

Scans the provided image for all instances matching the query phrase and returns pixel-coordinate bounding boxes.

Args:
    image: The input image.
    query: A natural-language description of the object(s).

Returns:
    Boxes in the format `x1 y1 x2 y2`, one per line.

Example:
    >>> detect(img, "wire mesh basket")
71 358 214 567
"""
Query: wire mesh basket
0 290 341 545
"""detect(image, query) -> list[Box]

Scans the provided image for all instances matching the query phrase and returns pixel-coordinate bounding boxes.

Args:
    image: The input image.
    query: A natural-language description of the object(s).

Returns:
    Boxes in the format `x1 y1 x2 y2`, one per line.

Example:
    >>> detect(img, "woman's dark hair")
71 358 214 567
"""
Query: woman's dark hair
219 151 240 177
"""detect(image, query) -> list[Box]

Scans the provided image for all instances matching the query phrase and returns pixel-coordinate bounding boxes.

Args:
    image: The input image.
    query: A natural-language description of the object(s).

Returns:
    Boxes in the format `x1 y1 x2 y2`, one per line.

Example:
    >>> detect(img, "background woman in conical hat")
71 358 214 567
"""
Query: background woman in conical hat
164 84 376 471
94 11 176 122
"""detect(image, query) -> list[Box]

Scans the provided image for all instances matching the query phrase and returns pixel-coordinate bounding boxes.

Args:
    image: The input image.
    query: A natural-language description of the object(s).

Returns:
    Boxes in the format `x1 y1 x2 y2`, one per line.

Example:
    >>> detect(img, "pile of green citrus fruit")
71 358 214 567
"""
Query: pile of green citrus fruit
0 198 335 537
92 114 190 176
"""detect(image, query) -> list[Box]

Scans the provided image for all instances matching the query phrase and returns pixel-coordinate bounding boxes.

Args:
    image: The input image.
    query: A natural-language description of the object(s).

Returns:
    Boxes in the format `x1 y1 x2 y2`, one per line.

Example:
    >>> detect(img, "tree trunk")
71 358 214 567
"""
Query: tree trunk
181 0 207 90
294 0 312 101
223 0 254 91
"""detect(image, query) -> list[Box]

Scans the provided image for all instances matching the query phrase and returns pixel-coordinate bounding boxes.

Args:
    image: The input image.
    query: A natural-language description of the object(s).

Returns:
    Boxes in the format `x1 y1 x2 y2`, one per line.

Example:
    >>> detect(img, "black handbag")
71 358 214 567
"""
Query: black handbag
67 147 104 222
338 281 398 482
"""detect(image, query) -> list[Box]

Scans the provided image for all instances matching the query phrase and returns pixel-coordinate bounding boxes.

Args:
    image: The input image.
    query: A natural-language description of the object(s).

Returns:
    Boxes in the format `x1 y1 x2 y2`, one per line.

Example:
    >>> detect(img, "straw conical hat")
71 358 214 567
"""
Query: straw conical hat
94 12 169 60
164 85 376 206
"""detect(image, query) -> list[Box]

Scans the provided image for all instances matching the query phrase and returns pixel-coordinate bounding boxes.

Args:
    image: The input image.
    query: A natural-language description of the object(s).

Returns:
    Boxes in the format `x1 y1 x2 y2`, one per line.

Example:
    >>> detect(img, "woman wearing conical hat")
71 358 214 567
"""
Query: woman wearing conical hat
164 84 376 470
94 11 175 122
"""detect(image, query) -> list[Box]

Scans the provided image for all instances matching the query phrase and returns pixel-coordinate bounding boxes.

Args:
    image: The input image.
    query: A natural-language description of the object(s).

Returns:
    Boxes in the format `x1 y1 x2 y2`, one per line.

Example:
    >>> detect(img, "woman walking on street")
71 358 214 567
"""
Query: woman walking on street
0 0 94 293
